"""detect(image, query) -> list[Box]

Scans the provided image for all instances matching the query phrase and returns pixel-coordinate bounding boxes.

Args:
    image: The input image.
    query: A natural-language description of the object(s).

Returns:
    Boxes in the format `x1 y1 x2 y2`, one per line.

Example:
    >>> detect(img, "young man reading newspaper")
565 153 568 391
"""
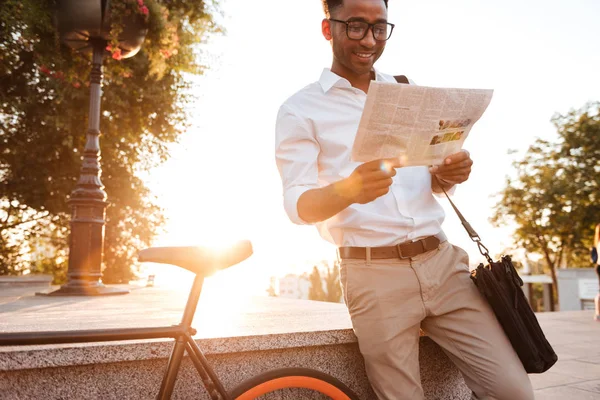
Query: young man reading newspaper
275 0 533 399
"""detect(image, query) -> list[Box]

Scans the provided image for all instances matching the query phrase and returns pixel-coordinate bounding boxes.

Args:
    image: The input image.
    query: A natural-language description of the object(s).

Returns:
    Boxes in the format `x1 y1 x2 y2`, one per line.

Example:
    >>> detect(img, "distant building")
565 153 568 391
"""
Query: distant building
275 272 342 302
278 273 311 300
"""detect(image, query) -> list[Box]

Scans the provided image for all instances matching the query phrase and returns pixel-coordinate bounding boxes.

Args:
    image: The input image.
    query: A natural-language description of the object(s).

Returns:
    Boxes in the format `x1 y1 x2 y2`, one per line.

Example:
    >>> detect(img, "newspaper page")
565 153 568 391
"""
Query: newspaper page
351 82 493 166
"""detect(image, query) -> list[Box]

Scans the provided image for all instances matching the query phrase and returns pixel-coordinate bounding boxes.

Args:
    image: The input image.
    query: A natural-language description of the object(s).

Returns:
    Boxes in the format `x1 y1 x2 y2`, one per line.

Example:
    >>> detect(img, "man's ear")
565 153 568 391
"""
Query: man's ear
322 18 332 40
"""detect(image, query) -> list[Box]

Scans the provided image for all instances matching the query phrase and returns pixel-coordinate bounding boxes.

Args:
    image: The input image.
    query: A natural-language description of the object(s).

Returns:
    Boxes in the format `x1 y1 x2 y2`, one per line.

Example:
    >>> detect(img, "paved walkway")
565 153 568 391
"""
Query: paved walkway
529 311 600 399
1 284 600 399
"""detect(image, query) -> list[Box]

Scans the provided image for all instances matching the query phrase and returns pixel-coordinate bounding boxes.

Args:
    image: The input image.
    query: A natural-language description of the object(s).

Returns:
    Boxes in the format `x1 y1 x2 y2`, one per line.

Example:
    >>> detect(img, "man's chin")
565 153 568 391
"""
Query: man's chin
352 64 373 76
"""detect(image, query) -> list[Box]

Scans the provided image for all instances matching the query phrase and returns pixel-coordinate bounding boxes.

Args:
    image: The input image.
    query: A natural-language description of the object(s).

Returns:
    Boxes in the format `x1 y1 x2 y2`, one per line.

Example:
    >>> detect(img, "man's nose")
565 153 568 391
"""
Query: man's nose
359 27 377 47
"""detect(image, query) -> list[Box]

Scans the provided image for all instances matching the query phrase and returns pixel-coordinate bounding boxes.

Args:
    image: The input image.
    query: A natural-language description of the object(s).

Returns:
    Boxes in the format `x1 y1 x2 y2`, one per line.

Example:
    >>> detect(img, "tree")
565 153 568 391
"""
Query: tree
308 266 326 301
0 0 221 282
308 261 342 303
266 276 278 297
324 260 342 303
492 102 600 297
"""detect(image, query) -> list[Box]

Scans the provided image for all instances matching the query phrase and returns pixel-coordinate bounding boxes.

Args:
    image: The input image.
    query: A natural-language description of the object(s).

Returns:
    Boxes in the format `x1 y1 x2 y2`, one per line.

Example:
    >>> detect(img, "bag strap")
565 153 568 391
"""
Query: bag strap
394 75 409 84
393 74 493 263
436 180 493 263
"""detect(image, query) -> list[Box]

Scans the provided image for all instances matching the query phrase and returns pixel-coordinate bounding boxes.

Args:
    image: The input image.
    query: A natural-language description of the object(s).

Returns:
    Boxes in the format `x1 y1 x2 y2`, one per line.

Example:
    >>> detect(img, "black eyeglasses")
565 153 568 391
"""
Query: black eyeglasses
329 18 395 41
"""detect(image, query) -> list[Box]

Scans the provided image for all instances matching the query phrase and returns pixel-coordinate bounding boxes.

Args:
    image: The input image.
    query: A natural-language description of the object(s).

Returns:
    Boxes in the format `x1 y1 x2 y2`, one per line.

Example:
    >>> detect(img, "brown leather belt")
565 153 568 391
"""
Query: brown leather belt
338 234 443 260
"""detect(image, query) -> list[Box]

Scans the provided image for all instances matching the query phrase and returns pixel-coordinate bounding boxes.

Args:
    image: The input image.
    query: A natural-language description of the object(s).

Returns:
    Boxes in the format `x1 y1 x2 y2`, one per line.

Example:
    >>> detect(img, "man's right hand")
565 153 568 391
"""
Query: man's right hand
337 158 402 204
297 158 402 224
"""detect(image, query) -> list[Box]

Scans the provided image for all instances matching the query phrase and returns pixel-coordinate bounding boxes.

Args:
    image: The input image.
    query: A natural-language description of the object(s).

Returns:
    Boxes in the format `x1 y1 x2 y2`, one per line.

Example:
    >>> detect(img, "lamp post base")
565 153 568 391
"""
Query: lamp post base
38 283 129 296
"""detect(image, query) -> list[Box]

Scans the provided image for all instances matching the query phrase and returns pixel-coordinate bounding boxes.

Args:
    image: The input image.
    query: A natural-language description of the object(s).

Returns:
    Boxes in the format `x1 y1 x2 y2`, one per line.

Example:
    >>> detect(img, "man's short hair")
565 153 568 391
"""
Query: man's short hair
322 0 389 18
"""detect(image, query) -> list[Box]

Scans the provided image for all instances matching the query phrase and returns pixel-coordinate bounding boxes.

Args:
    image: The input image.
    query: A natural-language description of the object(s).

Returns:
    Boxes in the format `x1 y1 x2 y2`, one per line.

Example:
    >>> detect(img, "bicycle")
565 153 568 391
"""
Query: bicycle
0 240 360 399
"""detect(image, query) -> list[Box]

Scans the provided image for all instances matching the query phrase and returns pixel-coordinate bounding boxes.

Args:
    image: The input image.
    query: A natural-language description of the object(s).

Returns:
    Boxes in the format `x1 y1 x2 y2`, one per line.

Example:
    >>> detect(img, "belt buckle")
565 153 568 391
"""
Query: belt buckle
396 243 411 260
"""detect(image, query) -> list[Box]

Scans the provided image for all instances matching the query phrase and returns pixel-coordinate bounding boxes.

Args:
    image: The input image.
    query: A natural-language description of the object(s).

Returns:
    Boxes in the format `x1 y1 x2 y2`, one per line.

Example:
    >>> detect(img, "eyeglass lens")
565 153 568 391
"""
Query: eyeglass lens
348 21 391 41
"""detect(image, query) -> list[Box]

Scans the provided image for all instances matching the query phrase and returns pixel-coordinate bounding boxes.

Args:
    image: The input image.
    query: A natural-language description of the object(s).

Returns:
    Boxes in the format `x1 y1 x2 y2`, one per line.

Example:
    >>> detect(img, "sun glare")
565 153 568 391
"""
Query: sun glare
139 0 600 321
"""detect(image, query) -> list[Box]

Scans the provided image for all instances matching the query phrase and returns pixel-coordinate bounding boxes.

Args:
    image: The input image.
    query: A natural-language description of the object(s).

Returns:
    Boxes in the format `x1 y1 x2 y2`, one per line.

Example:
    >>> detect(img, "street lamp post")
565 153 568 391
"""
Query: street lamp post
44 0 146 296
46 39 127 296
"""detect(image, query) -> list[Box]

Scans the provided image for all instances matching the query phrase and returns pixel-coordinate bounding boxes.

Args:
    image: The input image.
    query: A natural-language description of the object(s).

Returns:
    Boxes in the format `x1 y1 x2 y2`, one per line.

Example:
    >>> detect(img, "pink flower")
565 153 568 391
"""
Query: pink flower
112 49 122 60
72 82 81 88
137 0 144 6
106 45 112 51
140 5 149 15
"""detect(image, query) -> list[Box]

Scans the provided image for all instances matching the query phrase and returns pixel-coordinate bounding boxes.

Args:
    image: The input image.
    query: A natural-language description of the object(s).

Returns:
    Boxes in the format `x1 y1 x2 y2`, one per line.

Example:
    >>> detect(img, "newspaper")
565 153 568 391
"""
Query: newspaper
351 82 493 166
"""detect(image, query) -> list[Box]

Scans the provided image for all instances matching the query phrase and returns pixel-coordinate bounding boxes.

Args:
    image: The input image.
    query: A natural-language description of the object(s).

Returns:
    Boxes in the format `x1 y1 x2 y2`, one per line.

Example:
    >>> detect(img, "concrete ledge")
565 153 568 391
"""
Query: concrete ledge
0 337 467 400
0 275 52 287
0 329 361 371
0 286 470 399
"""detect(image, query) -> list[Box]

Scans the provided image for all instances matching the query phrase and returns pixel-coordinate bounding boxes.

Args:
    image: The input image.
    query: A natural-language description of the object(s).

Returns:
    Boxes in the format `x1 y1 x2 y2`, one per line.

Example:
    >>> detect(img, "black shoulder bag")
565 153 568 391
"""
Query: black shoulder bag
439 183 558 373
393 74 558 373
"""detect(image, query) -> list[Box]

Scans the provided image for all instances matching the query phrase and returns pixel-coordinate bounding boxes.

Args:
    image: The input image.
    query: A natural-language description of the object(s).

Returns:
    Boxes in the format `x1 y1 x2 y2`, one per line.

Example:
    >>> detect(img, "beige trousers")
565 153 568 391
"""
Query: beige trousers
339 241 534 400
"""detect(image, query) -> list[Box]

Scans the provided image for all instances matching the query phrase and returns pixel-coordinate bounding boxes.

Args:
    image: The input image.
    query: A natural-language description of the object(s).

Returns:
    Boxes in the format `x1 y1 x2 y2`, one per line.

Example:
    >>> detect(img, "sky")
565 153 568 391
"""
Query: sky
142 0 600 297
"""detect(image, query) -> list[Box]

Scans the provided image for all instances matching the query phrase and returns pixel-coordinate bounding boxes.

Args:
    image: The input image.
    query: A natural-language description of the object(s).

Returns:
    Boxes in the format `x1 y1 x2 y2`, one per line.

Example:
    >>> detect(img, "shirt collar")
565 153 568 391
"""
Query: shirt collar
318 68 387 93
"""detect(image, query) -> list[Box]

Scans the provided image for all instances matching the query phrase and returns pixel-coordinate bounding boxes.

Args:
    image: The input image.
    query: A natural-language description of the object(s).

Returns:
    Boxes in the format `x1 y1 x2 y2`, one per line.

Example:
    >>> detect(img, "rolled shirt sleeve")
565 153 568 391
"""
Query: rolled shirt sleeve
275 104 320 225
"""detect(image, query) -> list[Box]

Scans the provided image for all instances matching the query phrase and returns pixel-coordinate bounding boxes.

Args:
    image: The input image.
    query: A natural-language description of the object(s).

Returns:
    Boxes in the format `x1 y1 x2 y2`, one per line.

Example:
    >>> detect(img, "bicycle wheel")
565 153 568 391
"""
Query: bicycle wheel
230 367 360 400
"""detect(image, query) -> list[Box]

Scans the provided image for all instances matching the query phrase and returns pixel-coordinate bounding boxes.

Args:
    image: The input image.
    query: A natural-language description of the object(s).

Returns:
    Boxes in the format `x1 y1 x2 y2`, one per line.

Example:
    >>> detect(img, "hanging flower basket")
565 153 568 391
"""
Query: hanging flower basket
56 0 148 59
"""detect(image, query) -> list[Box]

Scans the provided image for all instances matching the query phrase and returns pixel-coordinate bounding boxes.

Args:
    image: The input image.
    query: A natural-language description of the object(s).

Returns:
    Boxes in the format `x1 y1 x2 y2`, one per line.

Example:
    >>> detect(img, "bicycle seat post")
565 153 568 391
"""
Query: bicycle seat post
156 273 206 400
181 274 204 329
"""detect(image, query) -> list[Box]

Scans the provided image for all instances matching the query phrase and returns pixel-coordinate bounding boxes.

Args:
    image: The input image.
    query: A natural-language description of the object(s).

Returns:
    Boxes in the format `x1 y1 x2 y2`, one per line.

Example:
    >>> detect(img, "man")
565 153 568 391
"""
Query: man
275 0 534 399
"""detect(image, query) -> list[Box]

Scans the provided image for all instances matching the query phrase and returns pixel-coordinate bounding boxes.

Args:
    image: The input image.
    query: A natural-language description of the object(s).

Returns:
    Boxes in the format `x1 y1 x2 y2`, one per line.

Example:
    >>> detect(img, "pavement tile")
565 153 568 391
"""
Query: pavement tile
534 386 600 400
528 371 585 390
555 346 600 360
549 360 600 381
558 341 600 351
555 351 589 361
572 380 600 394
578 355 600 364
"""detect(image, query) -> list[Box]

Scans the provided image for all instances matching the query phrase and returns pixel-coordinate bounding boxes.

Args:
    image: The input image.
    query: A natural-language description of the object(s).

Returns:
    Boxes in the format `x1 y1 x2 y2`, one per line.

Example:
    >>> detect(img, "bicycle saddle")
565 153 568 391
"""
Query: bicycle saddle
138 240 253 276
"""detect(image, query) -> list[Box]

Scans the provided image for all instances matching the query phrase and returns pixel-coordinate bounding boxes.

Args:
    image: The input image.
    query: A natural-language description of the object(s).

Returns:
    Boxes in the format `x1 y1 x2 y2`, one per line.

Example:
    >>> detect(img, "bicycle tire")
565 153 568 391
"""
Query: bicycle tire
230 367 360 400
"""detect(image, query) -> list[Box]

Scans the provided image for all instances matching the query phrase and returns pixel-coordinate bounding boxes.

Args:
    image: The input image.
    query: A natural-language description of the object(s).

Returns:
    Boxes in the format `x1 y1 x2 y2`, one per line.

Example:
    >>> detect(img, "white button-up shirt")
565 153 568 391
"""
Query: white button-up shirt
275 68 446 247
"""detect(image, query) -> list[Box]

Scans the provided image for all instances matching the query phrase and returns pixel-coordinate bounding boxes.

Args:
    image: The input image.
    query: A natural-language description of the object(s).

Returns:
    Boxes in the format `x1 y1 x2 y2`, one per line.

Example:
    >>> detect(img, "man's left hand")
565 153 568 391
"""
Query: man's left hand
429 150 473 186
